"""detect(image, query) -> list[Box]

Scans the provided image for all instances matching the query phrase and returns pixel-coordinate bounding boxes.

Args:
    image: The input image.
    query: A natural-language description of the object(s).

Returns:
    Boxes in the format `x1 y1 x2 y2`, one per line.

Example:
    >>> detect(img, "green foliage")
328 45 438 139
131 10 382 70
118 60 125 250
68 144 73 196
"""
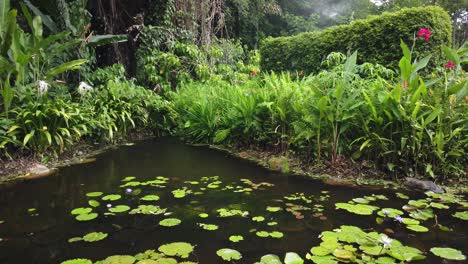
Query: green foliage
172 47 467 179
260 6 452 74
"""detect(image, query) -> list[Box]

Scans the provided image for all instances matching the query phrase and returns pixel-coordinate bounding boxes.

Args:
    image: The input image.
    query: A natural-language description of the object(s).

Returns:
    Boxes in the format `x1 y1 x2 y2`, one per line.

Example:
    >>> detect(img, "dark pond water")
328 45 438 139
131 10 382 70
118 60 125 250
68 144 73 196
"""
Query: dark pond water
0 138 466 263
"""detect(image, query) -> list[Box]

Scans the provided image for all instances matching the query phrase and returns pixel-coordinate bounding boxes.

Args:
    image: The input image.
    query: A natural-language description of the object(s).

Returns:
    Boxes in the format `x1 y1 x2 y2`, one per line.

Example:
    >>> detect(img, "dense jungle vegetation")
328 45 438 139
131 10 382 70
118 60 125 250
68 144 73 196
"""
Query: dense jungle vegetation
0 0 467 184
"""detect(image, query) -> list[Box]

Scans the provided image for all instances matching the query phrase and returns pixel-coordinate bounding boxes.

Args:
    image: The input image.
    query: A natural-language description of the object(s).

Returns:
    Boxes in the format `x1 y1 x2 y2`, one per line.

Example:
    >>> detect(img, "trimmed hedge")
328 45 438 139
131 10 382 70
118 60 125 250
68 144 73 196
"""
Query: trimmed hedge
260 6 452 74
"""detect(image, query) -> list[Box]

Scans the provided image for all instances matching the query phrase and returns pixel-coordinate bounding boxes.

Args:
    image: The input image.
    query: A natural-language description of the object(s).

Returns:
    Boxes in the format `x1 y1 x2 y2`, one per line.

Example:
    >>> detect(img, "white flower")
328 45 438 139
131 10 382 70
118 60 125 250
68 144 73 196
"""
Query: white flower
37 80 49 95
78 82 93 95
380 236 393 248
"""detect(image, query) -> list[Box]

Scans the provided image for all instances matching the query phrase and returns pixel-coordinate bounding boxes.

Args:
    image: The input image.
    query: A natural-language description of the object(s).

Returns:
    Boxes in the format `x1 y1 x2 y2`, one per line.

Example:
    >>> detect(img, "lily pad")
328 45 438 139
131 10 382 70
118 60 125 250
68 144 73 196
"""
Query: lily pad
75 213 98 221
102 255 136 264
86 192 103 198
406 225 429 232
122 176 136 182
284 252 304 264
229 235 244 242
430 247 466 261
71 207 92 215
256 231 269 238
159 218 182 227
88 200 100 208
102 194 122 201
266 206 282 212
270 231 284 238
198 213 209 218
198 223 218 231
83 232 108 242
259 254 282 264
158 242 194 258
216 248 242 261
61 259 93 264
141 195 160 201
453 211 468 220
252 216 265 222
109 205 131 213
335 203 378 215
396 193 409 199
129 205 166 215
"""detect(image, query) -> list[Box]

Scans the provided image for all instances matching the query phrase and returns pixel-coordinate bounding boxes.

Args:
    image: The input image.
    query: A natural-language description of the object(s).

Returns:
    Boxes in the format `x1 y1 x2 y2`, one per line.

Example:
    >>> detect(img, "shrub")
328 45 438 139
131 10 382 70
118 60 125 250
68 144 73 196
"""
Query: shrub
260 6 452 74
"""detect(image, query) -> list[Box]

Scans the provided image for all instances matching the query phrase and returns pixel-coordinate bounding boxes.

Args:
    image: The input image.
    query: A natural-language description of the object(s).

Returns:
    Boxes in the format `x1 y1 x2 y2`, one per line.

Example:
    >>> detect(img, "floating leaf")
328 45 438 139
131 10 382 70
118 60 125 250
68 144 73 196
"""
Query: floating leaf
270 231 284 238
83 232 108 242
122 176 136 182
335 203 378 215
216 248 242 261
256 231 269 237
453 211 468 220
377 208 403 218
158 242 194 258
86 192 103 197
71 207 92 215
159 218 182 227
267 221 278 226
409 209 434 220
198 223 218 231
406 225 429 232
88 200 100 208
102 194 122 201
141 195 160 201
259 254 282 264
129 205 166 215
198 213 208 218
284 252 304 264
352 198 369 204
430 247 466 261
108 205 130 213
396 193 409 199
307 255 337 264
430 202 449 209
68 237 82 243
102 255 136 264
75 213 98 221
61 259 92 264
266 206 282 212
252 216 265 222
229 235 244 243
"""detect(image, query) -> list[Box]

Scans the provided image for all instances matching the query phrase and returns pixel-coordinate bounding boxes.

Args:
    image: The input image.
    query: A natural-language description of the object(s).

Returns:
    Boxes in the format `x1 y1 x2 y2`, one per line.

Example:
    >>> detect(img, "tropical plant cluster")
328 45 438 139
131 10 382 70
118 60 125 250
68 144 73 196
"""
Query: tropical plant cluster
172 41 467 180
0 1 174 158
260 6 452 74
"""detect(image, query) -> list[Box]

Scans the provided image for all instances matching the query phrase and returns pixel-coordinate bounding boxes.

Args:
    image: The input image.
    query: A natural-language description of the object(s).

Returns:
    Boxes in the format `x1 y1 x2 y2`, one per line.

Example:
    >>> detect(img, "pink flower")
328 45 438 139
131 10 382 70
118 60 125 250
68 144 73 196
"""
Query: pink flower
416 28 432 42
445 61 455 70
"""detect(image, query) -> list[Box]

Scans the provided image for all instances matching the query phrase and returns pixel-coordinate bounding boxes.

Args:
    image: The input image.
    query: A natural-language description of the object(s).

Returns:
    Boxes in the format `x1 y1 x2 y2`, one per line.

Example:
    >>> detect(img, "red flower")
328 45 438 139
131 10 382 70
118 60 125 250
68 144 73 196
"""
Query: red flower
445 61 455 70
402 81 409 88
416 28 432 42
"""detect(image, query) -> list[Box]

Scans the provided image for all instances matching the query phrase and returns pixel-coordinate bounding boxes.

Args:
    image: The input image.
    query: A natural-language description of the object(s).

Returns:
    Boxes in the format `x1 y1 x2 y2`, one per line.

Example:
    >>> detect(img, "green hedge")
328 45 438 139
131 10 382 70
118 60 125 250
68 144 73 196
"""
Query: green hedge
260 6 452 74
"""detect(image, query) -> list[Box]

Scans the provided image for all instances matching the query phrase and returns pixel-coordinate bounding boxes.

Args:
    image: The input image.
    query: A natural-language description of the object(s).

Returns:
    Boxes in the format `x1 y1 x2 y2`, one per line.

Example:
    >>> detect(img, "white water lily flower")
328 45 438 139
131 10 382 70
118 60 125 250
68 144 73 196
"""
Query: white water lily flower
78 82 93 95
37 80 49 95
380 236 393 248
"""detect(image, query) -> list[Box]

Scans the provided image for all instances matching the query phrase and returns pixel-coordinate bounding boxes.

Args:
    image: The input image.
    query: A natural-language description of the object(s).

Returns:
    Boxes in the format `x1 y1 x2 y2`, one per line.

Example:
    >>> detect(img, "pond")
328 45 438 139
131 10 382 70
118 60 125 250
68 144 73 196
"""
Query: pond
0 138 466 263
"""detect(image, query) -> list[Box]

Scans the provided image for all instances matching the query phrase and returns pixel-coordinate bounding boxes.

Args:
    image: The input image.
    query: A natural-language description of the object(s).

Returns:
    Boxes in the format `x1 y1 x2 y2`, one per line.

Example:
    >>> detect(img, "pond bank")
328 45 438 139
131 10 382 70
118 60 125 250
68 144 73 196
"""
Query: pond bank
197 143 468 194
2 137 467 194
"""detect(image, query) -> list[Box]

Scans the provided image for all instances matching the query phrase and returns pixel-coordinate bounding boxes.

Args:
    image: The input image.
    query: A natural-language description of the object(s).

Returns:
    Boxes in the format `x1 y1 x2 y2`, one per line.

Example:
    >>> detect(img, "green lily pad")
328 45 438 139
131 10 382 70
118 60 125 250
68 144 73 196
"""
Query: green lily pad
396 193 409 199
252 216 265 222
352 198 370 204
266 206 282 212
453 211 468 220
267 221 278 226
198 213 209 218
86 192 103 197
216 248 242 261
270 231 284 238
129 205 166 215
88 200 100 208
68 237 83 243
141 195 160 201
109 205 131 213
408 200 429 209
406 225 429 232
172 188 189 198
122 176 136 182
402 218 420 225
102 194 122 201
430 202 449 209
158 242 194 258
198 223 218 231
335 203 378 215
71 207 92 215
83 232 108 242
159 218 182 227
409 209 434 220
75 213 98 221
311 246 334 256
430 247 466 261
229 235 244 242
154 258 177 264
61 259 93 264
284 252 304 264
333 249 354 260
377 208 403 218
256 231 269 237
387 246 425 261
102 255 136 264
259 254 282 264
307 255 337 264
